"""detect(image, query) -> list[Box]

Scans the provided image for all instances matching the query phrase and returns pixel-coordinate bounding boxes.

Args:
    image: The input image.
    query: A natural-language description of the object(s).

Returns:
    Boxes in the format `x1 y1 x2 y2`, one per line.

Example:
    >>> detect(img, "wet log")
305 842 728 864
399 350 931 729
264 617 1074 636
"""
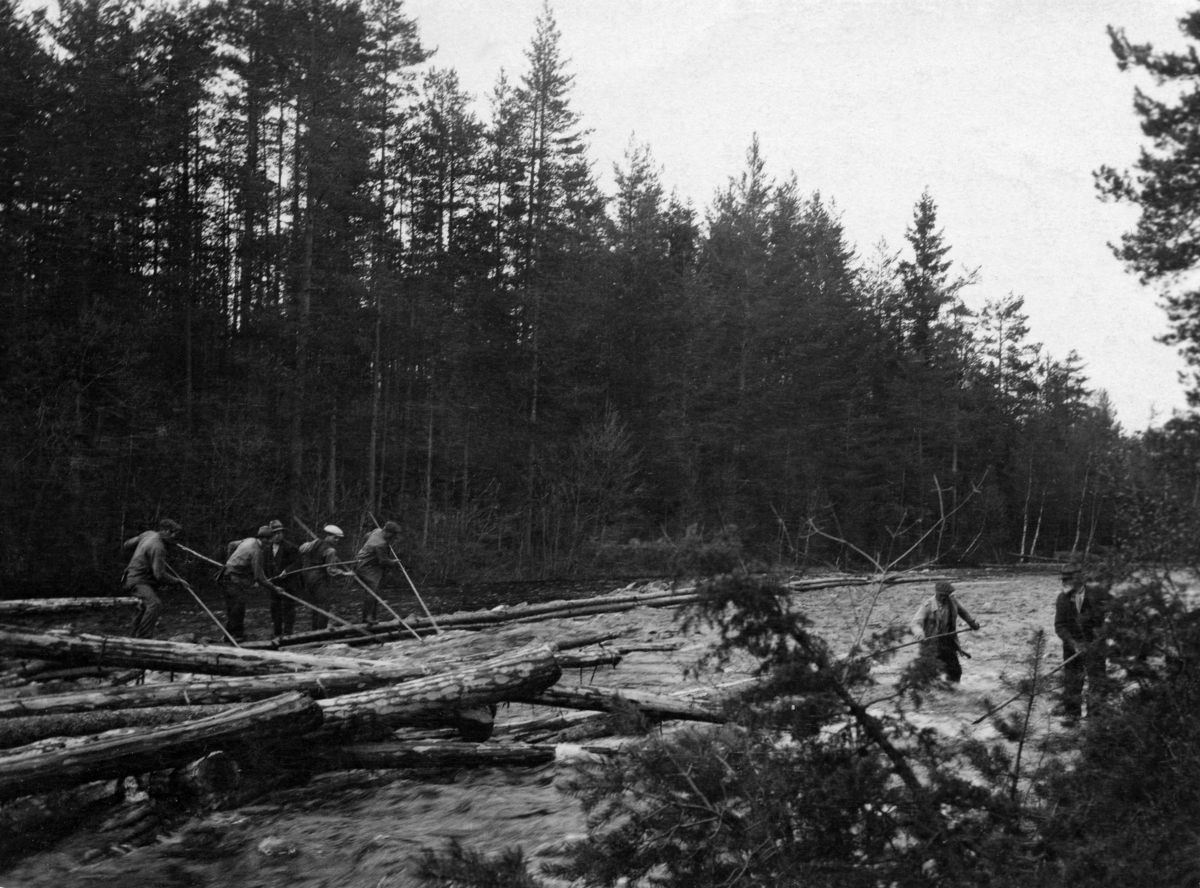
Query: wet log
0 691 322 802
0 597 140 617
525 684 726 723
0 704 229 749
146 750 242 809
0 625 388 677
557 650 623 670
0 664 430 719
307 740 557 771
315 644 563 740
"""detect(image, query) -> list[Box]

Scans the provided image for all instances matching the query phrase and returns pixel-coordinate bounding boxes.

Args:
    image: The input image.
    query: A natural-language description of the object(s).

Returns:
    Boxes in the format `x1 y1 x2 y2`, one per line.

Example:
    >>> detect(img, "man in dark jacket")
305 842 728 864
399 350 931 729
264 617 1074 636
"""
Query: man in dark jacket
122 518 185 638
263 519 303 638
354 520 403 623
910 581 980 683
1054 559 1110 721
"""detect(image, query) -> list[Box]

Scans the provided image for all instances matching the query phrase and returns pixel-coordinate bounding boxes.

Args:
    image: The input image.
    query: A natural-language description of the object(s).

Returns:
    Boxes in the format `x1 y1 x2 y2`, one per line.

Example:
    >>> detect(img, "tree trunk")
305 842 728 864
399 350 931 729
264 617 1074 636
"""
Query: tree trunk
0 597 140 617
0 627 387 677
0 704 232 750
314 644 561 739
0 692 322 802
0 663 431 719
525 684 725 723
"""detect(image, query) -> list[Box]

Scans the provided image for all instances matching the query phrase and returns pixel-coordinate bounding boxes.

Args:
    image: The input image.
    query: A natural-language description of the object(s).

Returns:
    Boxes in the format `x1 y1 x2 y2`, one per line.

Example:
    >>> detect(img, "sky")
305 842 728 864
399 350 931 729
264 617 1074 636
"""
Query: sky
404 0 1195 431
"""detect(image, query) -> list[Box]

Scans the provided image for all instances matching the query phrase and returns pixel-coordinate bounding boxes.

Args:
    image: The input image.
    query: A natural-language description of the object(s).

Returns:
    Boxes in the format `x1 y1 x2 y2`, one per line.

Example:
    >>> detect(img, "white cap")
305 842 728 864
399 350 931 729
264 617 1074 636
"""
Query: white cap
323 524 344 537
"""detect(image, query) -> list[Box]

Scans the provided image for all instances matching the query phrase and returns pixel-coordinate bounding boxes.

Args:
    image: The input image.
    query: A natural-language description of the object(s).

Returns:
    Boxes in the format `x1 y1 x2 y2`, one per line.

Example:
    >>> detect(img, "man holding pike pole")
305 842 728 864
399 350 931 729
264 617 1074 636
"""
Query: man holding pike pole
221 525 285 642
355 520 404 623
122 518 186 638
298 524 352 631
263 519 302 638
910 581 981 684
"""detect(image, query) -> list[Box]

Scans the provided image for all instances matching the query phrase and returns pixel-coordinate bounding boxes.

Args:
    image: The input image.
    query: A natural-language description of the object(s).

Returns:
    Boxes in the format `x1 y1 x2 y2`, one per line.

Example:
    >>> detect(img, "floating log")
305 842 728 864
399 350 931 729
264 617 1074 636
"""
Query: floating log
525 684 726 723
307 740 557 771
0 691 322 802
0 597 140 617
316 644 562 740
0 704 230 750
0 625 390 677
0 663 430 719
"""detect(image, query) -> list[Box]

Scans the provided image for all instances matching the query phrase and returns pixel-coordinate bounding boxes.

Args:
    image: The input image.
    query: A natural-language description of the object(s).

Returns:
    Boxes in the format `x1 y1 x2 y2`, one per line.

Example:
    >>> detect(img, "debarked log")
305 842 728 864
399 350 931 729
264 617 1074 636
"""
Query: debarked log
0 625 389 676
0 691 322 802
0 704 232 750
0 597 141 617
305 740 557 771
0 663 434 720
315 644 563 740
524 684 726 723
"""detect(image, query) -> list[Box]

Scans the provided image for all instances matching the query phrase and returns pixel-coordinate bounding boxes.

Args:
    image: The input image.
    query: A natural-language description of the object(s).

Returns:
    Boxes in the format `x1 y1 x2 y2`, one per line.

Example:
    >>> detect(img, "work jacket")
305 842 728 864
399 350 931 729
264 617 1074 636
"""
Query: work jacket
1054 584 1109 652
224 537 273 587
911 594 978 641
122 531 176 589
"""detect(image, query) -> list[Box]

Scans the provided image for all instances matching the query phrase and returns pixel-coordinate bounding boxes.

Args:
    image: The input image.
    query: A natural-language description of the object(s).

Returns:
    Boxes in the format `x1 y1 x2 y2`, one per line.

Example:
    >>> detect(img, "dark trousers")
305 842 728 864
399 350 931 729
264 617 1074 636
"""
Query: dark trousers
358 573 382 623
304 579 330 630
128 583 163 638
1061 643 1107 717
936 637 963 683
270 589 296 637
223 578 253 641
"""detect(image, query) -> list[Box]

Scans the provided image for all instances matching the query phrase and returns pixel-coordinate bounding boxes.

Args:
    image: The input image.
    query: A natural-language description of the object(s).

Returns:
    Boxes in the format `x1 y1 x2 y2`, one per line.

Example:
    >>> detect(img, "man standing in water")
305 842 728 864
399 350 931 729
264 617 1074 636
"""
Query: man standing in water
910 581 980 684
122 518 185 638
1054 559 1110 723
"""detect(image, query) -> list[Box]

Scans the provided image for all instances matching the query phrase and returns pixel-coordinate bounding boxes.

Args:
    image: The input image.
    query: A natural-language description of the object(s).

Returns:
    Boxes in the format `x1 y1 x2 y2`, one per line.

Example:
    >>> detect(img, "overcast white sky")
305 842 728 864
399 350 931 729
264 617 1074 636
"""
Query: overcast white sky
405 0 1195 430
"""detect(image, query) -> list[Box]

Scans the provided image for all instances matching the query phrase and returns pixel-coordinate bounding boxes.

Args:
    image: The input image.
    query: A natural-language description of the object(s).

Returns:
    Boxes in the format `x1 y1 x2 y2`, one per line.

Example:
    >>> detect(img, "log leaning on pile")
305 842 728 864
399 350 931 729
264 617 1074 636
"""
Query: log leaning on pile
526 684 726 723
315 643 563 739
0 691 321 802
0 625 388 676
0 597 141 617
306 740 558 771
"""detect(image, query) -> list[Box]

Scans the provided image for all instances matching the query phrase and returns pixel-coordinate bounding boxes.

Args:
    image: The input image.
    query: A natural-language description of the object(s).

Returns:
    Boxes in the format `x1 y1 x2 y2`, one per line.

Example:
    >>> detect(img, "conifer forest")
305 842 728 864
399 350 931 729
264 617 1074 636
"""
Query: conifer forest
1 0 1195 594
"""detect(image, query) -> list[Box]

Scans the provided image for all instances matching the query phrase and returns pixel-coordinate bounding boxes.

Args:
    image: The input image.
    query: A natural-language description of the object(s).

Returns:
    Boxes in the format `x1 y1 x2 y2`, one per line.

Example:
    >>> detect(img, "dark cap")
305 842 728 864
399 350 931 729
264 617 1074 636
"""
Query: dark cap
256 524 273 538
267 519 285 534
1061 560 1084 578
383 521 401 535
159 518 182 533
935 581 954 595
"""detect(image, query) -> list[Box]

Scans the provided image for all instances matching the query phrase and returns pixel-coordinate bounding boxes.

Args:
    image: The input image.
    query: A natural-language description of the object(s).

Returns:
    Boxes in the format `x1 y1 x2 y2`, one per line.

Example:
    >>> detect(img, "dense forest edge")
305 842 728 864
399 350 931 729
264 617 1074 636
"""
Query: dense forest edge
3 0 1199 598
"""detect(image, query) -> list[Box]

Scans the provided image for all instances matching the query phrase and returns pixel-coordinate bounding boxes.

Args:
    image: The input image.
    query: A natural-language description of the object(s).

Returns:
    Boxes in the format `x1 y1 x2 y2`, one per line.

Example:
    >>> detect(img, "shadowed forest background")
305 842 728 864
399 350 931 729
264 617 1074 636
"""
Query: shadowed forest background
3 0 1196 593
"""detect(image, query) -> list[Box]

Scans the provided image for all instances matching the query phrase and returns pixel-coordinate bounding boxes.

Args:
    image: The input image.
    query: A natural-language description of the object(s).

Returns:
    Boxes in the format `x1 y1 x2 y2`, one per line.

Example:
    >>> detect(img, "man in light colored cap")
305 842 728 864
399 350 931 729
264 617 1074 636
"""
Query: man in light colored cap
354 520 404 623
910 580 980 684
299 524 350 631
221 524 284 642
121 518 185 638
1053 559 1110 722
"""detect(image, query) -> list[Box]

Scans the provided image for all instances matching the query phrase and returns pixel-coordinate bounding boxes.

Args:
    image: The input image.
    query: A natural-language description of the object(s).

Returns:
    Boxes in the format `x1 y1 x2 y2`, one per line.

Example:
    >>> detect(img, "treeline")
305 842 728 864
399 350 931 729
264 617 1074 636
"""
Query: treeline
0 0 1153 591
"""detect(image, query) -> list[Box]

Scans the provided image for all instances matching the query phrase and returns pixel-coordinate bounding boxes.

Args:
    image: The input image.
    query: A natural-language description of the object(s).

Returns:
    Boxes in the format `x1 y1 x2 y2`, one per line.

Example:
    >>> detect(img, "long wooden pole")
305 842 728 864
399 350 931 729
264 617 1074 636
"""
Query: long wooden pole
970 651 1081 726
368 510 441 634
166 566 241 647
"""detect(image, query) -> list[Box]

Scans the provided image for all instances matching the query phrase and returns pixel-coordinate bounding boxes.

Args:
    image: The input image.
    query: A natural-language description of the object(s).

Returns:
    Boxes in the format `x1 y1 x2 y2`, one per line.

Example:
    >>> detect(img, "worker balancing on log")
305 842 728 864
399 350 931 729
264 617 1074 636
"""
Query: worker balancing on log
121 518 186 639
909 580 981 685
297 525 354 631
220 525 286 643
354 520 404 624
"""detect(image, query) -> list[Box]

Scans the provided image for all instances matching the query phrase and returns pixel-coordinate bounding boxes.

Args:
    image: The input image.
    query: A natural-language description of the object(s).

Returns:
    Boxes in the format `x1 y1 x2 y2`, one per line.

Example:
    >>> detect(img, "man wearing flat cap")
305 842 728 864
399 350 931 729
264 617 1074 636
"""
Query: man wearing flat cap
354 520 404 623
299 524 350 630
911 581 980 683
221 525 284 642
121 518 185 638
1054 559 1110 722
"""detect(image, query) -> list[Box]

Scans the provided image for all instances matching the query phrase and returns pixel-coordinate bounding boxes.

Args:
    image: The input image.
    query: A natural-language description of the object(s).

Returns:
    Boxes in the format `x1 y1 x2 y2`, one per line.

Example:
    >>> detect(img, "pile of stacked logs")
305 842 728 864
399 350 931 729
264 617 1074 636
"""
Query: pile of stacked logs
0 591 729 861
